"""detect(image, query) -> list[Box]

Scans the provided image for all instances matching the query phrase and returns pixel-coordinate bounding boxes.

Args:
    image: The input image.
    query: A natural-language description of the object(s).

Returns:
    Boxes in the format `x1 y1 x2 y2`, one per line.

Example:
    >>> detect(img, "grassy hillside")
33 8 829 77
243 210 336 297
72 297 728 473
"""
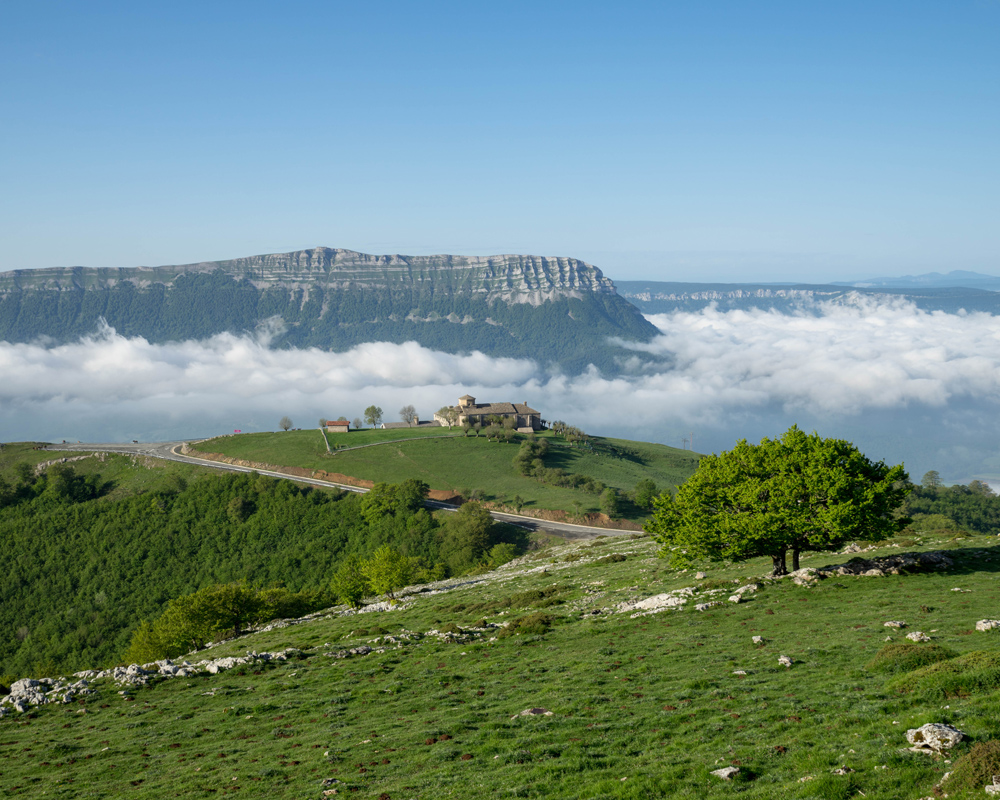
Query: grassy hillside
4 528 1000 798
190 429 700 520
0 441 206 491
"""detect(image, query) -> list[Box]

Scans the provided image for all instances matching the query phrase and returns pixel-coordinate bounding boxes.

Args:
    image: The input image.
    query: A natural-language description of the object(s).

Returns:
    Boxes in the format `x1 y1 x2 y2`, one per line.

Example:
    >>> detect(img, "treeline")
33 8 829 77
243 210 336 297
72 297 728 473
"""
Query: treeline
0 272 658 374
904 475 1000 533
0 463 524 682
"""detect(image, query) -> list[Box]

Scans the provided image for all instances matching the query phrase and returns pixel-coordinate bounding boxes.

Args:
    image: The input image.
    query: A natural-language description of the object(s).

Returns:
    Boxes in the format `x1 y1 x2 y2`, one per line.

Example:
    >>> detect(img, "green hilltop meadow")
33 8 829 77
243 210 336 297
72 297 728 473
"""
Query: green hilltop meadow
188 427 700 523
2 431 1000 798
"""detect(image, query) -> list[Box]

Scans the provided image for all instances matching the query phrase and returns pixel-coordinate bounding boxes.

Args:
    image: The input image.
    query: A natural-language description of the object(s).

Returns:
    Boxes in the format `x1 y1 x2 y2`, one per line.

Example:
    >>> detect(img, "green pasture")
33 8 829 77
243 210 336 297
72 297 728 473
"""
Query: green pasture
189 430 700 519
4 529 1000 798
190 427 461 469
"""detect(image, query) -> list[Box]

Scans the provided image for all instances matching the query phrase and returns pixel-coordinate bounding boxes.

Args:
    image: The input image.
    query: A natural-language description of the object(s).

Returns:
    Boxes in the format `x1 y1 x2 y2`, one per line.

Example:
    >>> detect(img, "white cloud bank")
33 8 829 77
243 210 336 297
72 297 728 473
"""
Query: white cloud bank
3 298 1000 478
633 297 1000 418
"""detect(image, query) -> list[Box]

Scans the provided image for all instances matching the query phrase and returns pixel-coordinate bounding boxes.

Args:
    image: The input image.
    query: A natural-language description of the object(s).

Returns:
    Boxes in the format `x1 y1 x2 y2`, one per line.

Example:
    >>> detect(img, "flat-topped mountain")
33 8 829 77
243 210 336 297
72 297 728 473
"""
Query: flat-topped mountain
0 248 659 374
1 247 618 302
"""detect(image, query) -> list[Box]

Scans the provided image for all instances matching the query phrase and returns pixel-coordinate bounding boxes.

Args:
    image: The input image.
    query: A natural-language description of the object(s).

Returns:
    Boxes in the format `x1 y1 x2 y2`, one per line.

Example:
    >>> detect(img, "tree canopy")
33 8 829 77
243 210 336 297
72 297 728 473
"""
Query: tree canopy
645 426 910 576
364 405 383 428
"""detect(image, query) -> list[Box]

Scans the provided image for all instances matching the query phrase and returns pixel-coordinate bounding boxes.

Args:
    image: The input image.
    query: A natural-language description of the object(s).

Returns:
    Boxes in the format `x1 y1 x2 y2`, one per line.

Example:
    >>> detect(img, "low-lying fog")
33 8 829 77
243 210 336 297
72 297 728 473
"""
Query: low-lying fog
3 296 999 485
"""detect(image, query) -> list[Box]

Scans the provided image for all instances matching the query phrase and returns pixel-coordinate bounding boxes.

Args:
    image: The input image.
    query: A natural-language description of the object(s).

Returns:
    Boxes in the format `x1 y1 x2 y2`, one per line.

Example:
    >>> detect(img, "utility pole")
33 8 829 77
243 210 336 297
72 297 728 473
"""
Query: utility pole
690 432 694 452
681 437 689 450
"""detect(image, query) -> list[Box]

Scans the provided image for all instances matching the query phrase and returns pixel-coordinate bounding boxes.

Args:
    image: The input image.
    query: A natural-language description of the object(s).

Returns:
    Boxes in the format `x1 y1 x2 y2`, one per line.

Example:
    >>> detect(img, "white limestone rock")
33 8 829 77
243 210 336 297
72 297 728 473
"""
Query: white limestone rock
711 766 740 781
906 723 965 753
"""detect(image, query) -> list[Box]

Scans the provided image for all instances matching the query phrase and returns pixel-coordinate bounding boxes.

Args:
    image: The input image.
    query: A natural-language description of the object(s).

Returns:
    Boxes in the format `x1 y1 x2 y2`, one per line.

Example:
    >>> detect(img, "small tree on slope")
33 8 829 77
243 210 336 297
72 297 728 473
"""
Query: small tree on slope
644 425 910 577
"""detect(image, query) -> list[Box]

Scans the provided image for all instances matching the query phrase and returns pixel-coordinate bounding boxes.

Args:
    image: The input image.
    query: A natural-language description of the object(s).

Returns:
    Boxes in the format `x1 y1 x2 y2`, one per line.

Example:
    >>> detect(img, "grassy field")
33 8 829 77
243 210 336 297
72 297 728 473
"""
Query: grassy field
0 442 209 499
4 528 1000 798
189 430 701 519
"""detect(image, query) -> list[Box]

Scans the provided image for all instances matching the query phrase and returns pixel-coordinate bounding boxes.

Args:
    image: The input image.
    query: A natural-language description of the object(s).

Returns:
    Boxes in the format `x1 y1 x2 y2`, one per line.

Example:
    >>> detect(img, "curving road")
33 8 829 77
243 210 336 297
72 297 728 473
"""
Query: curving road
43 440 635 540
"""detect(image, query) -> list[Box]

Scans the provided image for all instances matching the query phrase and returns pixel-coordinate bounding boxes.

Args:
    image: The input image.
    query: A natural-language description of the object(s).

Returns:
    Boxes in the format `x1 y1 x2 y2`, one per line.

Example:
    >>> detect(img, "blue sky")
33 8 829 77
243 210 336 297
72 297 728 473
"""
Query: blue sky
2 1 998 282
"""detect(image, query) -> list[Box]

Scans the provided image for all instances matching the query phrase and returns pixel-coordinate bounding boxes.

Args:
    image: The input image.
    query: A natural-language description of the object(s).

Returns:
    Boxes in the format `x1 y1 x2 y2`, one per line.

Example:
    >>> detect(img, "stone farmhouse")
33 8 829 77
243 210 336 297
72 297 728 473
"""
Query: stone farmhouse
434 395 541 432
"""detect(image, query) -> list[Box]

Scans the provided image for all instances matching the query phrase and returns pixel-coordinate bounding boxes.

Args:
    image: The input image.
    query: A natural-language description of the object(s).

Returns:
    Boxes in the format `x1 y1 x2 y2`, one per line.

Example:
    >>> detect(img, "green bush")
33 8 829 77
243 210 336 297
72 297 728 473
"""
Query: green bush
908 513 958 531
497 612 558 638
633 478 659 510
259 586 334 619
123 582 266 663
887 650 1000 696
944 740 1000 793
331 555 370 608
865 642 958 675
360 545 412 602
596 553 627 564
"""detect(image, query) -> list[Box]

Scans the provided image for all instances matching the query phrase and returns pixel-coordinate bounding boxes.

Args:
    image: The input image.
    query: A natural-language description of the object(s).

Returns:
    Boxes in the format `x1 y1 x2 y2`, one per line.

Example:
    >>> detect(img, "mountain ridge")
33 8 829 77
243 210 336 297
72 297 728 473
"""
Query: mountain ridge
0 247 618 305
0 248 658 375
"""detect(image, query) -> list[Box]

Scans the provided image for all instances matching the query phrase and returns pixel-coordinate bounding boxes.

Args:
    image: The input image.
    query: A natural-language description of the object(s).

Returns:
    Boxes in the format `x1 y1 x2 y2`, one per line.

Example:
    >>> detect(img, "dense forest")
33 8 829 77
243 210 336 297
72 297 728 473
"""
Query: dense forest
0 271 659 374
0 457 523 683
903 476 1000 534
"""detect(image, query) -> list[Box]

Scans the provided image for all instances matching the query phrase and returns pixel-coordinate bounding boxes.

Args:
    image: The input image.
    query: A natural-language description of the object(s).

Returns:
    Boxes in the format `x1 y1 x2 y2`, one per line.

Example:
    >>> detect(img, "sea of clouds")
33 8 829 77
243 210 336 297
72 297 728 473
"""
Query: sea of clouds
2 297 1000 482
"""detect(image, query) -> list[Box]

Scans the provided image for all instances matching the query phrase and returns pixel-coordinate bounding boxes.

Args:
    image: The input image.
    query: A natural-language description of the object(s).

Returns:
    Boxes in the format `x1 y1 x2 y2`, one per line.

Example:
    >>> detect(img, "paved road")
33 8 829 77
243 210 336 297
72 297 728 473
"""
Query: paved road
43 441 633 539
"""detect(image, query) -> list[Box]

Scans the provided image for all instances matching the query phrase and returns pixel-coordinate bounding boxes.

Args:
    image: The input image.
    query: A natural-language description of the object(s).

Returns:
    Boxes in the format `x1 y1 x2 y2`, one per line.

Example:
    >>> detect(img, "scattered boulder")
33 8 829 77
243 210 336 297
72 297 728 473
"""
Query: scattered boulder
710 766 740 781
789 568 820 586
513 707 553 718
786 552 954 585
619 587 695 617
752 636 764 645
327 645 373 660
906 632 931 642
0 647 302 714
695 602 719 612
728 595 742 603
778 655 793 668
906 723 966 753
884 621 907 628
977 620 1000 632
695 572 707 579
832 767 855 775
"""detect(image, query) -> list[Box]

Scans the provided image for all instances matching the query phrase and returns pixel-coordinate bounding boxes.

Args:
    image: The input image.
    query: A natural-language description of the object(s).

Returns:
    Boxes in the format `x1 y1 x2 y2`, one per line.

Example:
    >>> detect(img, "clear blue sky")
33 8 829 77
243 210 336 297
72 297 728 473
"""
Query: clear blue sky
2 1 998 282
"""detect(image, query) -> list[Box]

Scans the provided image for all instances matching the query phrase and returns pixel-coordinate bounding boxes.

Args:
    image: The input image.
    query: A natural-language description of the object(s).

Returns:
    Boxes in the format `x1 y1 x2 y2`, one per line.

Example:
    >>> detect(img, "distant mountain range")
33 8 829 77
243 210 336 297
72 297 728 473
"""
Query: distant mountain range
617 277 1000 316
0 248 660 375
832 270 1000 291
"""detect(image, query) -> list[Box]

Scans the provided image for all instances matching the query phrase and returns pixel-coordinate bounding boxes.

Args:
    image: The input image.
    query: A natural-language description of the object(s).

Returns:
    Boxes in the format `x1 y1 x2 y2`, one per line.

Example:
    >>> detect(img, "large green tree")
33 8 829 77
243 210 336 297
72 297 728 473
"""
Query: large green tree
645 426 910 576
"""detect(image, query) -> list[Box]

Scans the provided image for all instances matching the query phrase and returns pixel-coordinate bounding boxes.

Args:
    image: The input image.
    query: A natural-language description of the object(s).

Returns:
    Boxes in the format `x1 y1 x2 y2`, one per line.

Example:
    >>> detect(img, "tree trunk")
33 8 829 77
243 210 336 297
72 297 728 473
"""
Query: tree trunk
770 551 788 577
791 549 800 572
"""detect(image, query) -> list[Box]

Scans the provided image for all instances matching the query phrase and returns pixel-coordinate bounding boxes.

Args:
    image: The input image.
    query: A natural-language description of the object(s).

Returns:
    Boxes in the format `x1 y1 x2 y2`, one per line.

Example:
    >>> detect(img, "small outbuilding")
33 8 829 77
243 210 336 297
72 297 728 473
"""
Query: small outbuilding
326 420 350 433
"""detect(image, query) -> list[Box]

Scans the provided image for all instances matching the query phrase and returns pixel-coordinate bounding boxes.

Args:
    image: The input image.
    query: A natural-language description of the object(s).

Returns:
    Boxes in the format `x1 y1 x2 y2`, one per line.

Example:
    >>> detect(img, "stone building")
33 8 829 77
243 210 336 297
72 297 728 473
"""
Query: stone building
434 394 541 431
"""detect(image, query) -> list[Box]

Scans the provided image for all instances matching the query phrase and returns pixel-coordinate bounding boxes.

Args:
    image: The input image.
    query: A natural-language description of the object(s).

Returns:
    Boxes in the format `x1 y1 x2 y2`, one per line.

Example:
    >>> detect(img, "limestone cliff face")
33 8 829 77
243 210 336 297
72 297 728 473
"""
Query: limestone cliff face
0 249 657 374
0 248 618 305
